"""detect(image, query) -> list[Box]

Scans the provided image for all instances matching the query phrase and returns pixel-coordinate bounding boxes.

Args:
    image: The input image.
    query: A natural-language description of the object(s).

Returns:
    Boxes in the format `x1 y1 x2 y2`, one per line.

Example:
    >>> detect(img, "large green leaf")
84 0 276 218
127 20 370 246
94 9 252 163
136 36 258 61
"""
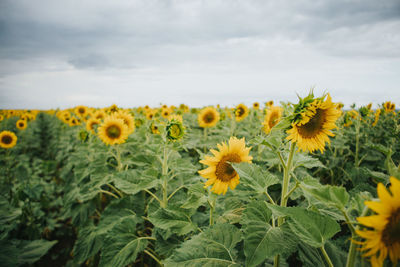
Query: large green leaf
149 207 197 236
113 168 160 195
266 205 340 248
232 162 279 194
292 153 325 169
300 179 350 210
164 224 242 267
99 217 148 267
242 201 297 267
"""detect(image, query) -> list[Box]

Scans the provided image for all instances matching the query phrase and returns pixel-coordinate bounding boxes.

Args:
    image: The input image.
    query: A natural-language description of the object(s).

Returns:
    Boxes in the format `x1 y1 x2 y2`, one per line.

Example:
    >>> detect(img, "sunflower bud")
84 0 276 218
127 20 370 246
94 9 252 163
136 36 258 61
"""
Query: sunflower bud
166 119 185 141
78 129 89 142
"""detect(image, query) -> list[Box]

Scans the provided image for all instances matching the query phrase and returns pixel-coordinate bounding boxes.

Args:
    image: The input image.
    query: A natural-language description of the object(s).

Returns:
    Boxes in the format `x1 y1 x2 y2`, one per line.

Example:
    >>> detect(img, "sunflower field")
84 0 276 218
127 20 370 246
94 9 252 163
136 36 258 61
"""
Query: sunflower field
0 93 399 267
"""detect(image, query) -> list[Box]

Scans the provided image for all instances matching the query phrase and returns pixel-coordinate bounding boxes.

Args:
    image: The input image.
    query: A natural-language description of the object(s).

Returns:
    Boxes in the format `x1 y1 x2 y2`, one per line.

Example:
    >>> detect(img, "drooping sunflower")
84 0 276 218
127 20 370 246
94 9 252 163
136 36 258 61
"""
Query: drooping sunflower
198 107 220 128
286 93 342 153
98 116 129 145
262 106 283 134
115 110 135 134
383 101 396 113
198 137 252 195
356 176 400 266
235 104 249 122
16 119 27 130
0 131 17 149
86 118 101 134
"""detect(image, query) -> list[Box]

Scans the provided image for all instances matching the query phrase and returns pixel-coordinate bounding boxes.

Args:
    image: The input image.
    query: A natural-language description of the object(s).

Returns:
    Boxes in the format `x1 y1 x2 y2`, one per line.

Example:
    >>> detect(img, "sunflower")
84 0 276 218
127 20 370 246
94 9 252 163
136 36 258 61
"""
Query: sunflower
235 104 249 122
161 108 172 119
356 176 400 266
115 110 135 134
166 118 185 141
150 123 160 134
69 117 81 126
198 137 252 195
75 105 88 118
198 107 220 128
383 101 396 113
265 100 274 107
253 102 260 109
93 110 106 121
262 106 283 134
98 116 129 145
108 104 119 113
286 93 341 153
146 109 156 120
16 119 27 130
0 131 17 149
0 114 4 121
86 118 101 134
372 109 381 127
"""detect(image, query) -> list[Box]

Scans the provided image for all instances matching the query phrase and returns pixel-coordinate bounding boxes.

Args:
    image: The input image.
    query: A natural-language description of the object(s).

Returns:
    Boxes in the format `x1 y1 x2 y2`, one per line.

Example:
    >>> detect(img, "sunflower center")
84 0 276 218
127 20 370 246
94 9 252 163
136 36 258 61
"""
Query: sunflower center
382 208 400 247
215 153 241 182
106 125 121 139
236 107 245 117
297 108 326 138
19 122 24 127
79 108 85 114
1 135 12 145
204 112 215 123
169 124 181 137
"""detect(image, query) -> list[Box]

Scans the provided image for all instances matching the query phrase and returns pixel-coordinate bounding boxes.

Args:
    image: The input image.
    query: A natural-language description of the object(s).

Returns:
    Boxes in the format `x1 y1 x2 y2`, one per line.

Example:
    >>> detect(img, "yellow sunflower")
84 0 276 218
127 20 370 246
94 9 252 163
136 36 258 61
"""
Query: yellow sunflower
146 109 156 120
16 119 27 130
286 93 341 153
356 176 400 267
198 137 252 195
265 100 274 107
0 131 17 149
93 110 106 121
383 101 396 113
86 118 101 134
75 105 88 118
198 107 220 128
69 117 81 127
253 102 260 109
262 106 283 134
115 110 135 134
98 116 129 145
372 109 381 127
235 104 249 122
0 114 4 121
161 108 172 119
150 123 160 134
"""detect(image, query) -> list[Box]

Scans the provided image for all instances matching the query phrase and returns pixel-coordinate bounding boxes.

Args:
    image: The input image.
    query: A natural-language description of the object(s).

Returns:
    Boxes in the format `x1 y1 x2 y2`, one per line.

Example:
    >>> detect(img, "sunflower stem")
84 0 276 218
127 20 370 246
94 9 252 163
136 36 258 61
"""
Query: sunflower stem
354 119 360 168
321 245 334 267
208 192 216 226
161 143 169 208
274 142 296 267
203 127 208 153
345 206 368 267
114 145 123 171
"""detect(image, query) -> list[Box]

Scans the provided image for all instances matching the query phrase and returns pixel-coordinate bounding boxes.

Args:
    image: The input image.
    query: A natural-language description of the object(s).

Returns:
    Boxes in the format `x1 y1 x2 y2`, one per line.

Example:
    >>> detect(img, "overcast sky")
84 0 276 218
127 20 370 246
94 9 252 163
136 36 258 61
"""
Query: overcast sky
0 0 399 109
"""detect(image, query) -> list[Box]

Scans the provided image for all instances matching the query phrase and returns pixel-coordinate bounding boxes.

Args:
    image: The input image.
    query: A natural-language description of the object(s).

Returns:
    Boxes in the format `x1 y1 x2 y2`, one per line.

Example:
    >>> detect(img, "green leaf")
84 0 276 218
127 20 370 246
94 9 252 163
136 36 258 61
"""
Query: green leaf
99 217 148 267
232 162 279 194
242 200 295 267
149 207 197 236
0 239 57 266
164 224 241 267
113 169 160 195
181 184 207 210
266 205 340 248
292 153 325 169
300 180 350 210
298 241 348 267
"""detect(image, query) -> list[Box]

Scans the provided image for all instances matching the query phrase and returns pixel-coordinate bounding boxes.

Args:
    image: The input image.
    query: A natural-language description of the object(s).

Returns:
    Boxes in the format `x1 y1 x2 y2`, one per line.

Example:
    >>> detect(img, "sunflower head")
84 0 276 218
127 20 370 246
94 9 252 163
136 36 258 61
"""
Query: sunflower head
69 117 81 127
16 119 27 130
198 137 252 195
0 131 17 149
198 107 220 128
146 109 156 120
286 93 342 153
161 108 172 119
235 104 249 122
253 102 260 109
135 118 144 128
359 106 371 118
372 109 381 127
0 114 4 121
356 176 400 266
98 116 129 145
86 117 101 134
150 122 160 134
383 101 396 113
366 103 372 110
115 110 135 134
262 106 283 134
93 110 106 121
109 104 119 113
75 105 89 119
265 100 274 107
166 118 185 141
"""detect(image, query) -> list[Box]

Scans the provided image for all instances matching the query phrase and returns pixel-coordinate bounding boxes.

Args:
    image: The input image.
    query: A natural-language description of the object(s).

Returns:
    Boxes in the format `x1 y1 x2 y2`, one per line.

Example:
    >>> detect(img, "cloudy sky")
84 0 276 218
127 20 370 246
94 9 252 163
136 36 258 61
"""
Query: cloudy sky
0 0 399 109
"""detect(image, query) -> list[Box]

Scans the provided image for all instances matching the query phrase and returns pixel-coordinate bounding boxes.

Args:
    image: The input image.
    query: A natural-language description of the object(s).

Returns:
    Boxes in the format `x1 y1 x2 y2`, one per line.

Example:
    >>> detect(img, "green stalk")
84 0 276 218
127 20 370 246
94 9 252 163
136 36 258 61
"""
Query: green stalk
161 144 169 208
345 206 368 267
203 127 208 153
274 142 296 267
321 245 334 267
208 192 216 226
114 145 123 171
354 119 360 167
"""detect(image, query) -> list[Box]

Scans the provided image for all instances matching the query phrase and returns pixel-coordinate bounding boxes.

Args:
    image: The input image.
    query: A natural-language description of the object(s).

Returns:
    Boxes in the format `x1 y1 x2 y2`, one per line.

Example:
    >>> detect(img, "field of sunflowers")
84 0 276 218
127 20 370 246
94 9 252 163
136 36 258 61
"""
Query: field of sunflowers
0 92 399 267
